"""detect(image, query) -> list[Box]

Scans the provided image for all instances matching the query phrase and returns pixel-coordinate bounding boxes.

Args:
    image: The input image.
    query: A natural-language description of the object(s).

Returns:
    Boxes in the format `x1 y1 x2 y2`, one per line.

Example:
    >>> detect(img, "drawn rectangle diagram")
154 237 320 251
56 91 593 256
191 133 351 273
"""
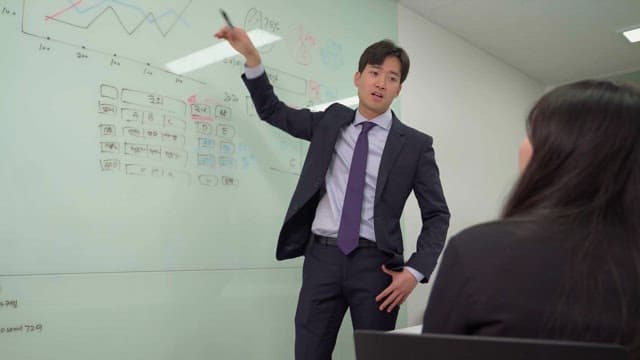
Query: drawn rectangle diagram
121 89 186 115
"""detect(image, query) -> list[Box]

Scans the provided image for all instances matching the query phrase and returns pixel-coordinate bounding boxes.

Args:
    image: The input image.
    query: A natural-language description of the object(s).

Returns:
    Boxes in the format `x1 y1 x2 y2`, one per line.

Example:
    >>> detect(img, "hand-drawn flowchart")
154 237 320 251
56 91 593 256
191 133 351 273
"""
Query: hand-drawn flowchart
97 84 248 187
8 1 354 184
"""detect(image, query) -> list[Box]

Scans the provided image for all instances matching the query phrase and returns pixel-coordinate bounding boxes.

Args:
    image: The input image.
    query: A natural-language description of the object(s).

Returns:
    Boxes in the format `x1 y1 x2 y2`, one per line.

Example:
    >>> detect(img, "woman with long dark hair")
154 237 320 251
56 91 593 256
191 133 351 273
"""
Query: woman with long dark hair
422 80 640 358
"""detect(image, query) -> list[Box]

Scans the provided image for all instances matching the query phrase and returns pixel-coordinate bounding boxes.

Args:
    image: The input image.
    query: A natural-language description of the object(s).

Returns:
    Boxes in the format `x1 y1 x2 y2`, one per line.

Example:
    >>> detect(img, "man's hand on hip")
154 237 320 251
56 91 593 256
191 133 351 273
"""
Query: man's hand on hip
375 265 418 313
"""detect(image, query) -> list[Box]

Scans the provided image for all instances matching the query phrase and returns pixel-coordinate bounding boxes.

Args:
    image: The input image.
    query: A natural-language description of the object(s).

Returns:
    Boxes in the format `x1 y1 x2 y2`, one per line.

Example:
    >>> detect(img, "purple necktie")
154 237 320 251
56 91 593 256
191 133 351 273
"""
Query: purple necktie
336 121 376 255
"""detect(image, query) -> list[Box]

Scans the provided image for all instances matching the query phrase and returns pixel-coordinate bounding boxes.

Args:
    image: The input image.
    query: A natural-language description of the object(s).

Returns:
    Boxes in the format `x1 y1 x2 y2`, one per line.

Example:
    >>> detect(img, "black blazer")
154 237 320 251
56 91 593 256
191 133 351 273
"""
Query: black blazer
423 220 639 345
243 72 450 280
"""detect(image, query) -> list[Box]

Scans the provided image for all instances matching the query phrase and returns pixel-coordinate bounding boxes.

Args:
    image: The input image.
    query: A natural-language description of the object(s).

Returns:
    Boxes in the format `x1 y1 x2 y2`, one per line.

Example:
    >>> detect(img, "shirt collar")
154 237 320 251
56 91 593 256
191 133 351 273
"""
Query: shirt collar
354 109 392 130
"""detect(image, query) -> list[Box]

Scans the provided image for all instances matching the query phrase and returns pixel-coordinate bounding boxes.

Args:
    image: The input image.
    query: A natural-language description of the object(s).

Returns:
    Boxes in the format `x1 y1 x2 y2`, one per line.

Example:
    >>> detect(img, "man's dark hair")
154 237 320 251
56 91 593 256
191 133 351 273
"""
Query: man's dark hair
358 40 410 83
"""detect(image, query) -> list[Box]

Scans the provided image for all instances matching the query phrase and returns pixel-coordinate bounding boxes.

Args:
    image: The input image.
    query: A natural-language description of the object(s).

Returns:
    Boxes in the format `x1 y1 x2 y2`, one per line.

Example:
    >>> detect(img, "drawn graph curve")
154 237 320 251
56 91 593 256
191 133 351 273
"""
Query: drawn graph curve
39 0 192 37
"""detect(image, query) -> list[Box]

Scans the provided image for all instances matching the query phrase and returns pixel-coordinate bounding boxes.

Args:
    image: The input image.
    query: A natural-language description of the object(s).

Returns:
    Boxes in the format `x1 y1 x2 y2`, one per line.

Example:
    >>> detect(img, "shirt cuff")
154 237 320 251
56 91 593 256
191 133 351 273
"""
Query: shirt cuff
244 63 265 79
405 266 425 282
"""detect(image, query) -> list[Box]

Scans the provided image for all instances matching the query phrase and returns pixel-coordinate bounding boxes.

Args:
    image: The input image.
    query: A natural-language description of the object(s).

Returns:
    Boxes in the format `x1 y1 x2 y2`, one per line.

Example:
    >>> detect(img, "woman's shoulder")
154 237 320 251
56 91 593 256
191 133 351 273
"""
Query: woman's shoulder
450 219 526 242
443 219 569 283
447 218 564 255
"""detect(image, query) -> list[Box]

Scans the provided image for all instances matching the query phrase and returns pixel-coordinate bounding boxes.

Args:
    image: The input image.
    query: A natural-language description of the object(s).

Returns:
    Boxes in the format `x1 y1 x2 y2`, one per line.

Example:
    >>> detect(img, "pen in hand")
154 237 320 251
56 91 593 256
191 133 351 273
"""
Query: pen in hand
214 10 261 67
220 9 234 30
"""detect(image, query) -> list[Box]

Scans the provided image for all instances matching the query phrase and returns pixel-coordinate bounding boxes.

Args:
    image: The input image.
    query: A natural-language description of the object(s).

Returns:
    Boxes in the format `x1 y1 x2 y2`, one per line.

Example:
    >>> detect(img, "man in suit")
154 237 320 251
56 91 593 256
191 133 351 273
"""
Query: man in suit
215 26 450 360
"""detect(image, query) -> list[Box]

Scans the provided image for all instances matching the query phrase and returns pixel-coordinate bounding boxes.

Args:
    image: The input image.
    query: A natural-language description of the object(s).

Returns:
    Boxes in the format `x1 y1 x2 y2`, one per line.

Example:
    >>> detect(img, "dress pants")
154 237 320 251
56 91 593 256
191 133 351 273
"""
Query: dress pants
294 239 399 360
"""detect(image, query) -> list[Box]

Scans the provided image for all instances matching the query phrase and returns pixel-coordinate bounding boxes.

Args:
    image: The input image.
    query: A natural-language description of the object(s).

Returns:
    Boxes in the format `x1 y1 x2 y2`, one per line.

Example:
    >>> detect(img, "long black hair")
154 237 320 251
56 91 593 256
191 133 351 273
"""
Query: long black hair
503 80 640 356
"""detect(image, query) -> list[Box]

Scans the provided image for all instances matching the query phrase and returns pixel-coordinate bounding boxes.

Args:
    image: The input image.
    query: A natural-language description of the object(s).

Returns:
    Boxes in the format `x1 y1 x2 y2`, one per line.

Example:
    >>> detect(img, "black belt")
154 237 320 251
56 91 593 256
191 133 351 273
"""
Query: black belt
313 234 377 248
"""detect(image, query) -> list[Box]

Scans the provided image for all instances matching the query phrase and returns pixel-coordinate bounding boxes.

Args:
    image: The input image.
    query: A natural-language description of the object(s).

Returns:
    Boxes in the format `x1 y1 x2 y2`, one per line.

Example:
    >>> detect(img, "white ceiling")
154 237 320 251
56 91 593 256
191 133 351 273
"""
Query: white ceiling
398 0 640 85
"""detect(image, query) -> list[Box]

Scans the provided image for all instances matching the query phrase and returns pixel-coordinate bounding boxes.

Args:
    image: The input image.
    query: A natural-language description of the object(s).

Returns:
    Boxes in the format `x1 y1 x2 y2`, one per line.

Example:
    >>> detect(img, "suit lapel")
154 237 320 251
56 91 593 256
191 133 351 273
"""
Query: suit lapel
375 114 407 201
335 107 356 132
327 106 356 150
317 106 355 172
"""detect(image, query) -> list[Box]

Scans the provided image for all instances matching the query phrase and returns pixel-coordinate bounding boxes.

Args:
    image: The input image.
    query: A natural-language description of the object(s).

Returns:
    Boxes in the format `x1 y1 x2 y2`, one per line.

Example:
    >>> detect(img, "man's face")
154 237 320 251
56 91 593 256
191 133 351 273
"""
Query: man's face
354 56 402 119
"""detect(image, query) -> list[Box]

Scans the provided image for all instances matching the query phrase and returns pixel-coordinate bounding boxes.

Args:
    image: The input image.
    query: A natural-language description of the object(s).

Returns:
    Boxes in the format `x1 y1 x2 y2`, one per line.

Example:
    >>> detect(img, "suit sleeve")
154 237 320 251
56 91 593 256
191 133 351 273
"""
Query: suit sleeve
405 139 450 282
242 72 324 141
422 235 477 334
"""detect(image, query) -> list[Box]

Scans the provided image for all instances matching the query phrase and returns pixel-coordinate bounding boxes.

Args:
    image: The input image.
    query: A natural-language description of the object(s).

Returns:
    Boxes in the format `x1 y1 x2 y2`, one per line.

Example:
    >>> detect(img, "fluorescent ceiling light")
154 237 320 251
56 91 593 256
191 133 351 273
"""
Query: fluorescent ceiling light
622 27 640 43
309 96 359 112
166 29 282 74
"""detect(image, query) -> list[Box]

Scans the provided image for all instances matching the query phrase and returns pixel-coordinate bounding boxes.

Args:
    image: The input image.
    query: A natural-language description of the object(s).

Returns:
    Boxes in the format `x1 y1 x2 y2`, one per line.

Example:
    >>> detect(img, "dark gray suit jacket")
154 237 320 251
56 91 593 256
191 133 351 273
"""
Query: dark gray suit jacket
243 72 450 281
423 220 639 344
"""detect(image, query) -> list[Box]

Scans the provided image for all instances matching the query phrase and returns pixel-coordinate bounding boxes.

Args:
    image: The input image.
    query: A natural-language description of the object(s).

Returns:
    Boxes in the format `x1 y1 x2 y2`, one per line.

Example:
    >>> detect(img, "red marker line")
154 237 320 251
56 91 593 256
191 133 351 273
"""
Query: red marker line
45 0 84 21
192 115 213 122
